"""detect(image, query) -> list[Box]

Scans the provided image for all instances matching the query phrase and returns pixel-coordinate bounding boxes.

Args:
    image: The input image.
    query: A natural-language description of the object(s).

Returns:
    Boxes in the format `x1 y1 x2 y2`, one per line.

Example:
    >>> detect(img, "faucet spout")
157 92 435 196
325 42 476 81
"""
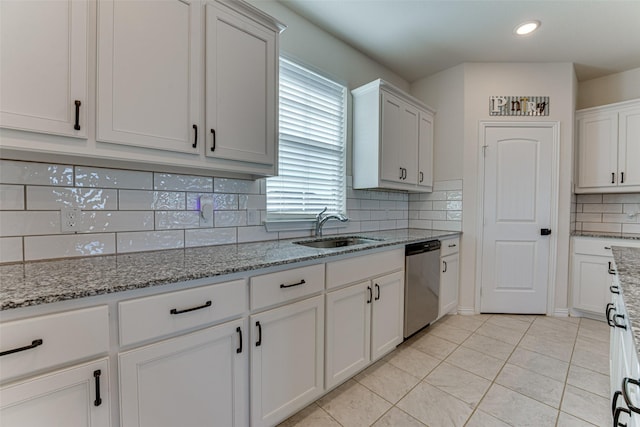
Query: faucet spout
314 207 349 237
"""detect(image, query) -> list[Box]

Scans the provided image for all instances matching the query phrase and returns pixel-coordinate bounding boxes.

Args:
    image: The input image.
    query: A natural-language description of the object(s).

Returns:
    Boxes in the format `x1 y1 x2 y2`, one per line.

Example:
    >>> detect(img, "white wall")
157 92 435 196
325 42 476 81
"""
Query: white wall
459 63 576 315
577 67 640 109
411 65 465 182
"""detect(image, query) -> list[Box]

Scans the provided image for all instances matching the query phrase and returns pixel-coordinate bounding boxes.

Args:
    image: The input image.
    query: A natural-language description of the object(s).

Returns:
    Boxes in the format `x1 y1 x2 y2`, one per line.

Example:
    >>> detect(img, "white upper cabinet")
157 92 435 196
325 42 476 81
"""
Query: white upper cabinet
576 99 640 193
353 79 435 192
0 0 88 138
97 0 201 154
205 2 277 166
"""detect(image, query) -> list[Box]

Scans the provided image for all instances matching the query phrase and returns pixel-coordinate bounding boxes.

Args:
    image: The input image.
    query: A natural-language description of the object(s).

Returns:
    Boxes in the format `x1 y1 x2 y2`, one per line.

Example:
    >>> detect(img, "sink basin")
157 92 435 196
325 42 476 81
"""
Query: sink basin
293 236 383 249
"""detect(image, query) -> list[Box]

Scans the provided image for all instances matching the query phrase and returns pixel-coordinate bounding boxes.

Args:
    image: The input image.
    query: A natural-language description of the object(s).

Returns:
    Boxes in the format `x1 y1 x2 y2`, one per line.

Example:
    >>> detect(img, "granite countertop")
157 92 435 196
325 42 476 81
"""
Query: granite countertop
612 246 640 358
572 231 640 240
0 229 459 311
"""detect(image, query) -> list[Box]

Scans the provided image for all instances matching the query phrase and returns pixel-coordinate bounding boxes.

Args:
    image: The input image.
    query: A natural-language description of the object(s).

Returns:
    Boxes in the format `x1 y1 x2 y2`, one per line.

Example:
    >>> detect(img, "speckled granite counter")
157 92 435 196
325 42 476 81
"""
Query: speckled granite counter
572 231 640 240
0 229 458 311
612 246 640 358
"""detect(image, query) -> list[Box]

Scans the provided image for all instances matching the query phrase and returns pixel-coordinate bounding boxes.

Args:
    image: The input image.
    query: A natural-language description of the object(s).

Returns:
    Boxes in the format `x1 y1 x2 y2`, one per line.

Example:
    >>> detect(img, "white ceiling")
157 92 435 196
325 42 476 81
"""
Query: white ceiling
277 0 640 82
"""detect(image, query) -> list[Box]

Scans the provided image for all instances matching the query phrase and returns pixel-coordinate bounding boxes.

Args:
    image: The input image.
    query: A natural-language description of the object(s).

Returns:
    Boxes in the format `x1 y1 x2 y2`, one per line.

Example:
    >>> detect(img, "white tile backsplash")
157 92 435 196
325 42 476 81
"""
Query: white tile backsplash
0 184 24 210
409 180 463 231
75 166 152 189
0 211 61 237
185 227 237 247
0 160 74 186
154 173 213 192
155 211 201 230
81 211 154 233
215 211 248 227
120 190 186 211
574 192 640 233
0 237 23 263
24 234 116 261
213 178 260 194
26 187 118 210
117 230 184 253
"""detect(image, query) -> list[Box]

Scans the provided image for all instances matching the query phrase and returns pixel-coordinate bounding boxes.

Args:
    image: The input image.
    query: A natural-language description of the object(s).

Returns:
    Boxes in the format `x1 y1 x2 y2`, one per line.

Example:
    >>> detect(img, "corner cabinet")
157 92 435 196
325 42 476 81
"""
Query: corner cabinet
576 99 640 193
0 0 88 138
352 79 435 192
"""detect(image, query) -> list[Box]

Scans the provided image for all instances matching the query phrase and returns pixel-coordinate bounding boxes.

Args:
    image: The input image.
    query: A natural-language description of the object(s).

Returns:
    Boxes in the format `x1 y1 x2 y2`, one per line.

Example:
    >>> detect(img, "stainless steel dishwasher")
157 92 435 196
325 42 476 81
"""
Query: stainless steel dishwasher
404 240 441 338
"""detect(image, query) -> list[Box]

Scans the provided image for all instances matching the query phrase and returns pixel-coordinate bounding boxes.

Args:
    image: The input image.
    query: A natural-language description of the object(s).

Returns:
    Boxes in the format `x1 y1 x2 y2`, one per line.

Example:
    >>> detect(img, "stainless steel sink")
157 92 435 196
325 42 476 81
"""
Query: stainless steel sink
293 236 383 249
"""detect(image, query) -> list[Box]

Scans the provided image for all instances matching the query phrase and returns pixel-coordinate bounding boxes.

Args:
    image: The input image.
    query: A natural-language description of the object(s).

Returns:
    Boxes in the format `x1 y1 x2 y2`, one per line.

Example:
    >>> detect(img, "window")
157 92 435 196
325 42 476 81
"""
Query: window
266 57 346 221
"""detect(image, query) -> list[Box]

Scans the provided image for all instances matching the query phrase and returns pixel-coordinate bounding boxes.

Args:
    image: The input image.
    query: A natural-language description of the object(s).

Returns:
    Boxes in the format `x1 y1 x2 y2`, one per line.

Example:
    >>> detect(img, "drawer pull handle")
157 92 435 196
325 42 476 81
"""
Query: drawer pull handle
255 321 262 347
611 285 621 294
605 246 612 250
613 390 624 417
448 244 457 248
609 262 616 275
93 370 102 407
623 377 640 414
236 327 243 354
615 406 631 426
280 279 306 289
0 339 43 357
375 284 380 301
170 300 212 315
614 314 627 330
606 303 616 327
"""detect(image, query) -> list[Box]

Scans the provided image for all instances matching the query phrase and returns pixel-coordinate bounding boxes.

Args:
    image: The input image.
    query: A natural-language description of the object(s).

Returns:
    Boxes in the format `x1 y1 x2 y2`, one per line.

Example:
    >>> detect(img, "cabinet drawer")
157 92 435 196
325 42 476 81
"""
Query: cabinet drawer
0 306 109 383
573 237 640 257
250 264 325 310
119 279 247 347
440 237 460 257
326 249 404 290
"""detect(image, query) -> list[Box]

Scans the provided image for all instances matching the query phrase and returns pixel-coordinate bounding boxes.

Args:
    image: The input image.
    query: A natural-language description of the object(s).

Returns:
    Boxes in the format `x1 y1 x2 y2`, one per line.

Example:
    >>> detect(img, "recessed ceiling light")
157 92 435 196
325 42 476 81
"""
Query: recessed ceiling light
514 20 541 36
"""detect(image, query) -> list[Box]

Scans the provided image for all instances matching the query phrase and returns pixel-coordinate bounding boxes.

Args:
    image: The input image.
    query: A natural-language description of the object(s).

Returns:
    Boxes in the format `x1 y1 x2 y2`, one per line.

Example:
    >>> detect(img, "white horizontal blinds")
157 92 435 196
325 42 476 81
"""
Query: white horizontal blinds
267 58 346 218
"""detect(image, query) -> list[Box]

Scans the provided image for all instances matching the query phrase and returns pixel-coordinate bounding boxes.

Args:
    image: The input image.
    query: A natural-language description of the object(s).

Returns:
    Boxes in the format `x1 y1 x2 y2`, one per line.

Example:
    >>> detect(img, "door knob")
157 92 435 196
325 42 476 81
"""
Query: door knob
540 228 551 235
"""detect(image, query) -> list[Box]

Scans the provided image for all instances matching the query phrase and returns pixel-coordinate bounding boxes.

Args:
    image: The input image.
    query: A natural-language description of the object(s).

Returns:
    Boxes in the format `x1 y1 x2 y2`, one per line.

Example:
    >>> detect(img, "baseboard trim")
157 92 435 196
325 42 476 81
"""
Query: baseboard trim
457 307 476 316
553 308 569 317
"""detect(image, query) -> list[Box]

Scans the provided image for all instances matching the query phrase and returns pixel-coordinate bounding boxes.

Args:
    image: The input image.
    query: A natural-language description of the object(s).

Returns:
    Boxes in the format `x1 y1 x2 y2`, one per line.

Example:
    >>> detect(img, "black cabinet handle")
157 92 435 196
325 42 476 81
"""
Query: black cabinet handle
255 321 262 347
611 285 620 294
448 243 457 248
0 339 43 357
613 390 625 417
403 168 407 180
614 314 627 330
419 171 424 183
93 370 102 407
211 129 216 152
612 172 616 184
367 286 372 304
623 377 640 413
399 168 403 180
621 172 625 184
280 279 306 289
170 300 212 315
374 284 380 301
609 262 616 275
607 303 616 327
236 327 243 354
74 100 81 130
192 124 198 148
615 406 631 426
605 246 612 250
443 260 448 273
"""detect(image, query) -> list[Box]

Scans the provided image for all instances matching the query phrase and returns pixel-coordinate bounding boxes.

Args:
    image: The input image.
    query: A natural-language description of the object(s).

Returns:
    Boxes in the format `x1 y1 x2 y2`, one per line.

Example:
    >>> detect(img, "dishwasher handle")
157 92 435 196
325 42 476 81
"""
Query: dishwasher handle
405 240 441 256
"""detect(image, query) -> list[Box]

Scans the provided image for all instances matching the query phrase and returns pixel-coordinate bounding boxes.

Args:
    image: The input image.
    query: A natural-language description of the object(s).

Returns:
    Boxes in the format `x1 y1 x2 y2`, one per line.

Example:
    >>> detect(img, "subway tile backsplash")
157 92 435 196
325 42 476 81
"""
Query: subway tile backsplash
574 193 640 234
1 160 463 262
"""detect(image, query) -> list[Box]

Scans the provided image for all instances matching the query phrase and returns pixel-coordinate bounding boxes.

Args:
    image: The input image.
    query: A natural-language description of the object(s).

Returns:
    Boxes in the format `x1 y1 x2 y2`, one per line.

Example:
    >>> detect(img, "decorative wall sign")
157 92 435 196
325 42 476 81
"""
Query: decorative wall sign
489 96 549 116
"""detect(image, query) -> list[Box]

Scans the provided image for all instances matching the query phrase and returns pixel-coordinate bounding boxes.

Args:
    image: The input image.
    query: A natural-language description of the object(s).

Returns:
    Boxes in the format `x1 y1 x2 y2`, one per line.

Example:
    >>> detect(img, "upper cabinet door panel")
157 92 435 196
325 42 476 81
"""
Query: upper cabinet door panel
577 112 618 189
618 106 640 187
0 0 88 138
380 92 403 183
206 3 276 165
418 112 434 189
97 0 200 154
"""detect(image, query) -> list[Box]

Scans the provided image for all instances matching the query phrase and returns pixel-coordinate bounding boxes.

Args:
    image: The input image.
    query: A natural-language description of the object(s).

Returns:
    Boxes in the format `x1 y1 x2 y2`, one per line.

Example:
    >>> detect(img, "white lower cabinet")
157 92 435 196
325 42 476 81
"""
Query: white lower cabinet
325 271 404 390
119 318 248 427
439 238 460 319
250 295 325 427
0 358 110 427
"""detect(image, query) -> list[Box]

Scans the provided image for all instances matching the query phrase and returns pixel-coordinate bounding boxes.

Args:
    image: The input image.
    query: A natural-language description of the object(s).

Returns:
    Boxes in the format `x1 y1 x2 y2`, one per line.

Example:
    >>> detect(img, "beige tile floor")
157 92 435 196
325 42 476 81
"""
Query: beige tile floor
279 314 611 427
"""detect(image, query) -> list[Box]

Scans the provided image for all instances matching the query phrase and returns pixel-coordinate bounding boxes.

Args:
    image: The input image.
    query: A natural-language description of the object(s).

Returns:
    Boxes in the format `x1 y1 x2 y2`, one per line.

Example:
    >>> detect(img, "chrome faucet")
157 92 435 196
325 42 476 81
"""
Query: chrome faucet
315 207 349 237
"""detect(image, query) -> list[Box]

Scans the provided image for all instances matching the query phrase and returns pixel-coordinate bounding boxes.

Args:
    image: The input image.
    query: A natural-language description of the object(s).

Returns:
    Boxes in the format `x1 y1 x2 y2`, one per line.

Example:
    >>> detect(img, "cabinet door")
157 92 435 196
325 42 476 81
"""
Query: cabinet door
577 111 619 189
618 106 640 188
0 358 110 427
417 111 434 190
439 253 459 318
97 0 201 154
325 281 371 389
205 3 276 165
119 319 248 427
0 0 88 138
572 254 613 314
380 92 404 183
250 295 324 427
371 271 404 361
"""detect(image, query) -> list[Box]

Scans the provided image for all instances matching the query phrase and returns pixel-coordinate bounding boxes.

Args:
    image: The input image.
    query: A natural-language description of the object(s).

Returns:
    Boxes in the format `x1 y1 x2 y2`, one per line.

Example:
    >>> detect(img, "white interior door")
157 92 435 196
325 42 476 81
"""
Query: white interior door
480 124 555 313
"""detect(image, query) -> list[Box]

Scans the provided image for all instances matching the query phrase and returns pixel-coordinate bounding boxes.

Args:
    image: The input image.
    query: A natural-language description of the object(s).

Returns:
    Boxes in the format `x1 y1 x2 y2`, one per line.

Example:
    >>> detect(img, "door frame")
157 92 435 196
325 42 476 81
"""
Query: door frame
474 121 560 315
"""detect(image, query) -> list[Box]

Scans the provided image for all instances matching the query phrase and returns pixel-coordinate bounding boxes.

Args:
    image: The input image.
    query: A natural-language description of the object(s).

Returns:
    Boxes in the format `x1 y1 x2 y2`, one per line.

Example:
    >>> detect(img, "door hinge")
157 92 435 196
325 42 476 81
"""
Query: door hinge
482 145 488 157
